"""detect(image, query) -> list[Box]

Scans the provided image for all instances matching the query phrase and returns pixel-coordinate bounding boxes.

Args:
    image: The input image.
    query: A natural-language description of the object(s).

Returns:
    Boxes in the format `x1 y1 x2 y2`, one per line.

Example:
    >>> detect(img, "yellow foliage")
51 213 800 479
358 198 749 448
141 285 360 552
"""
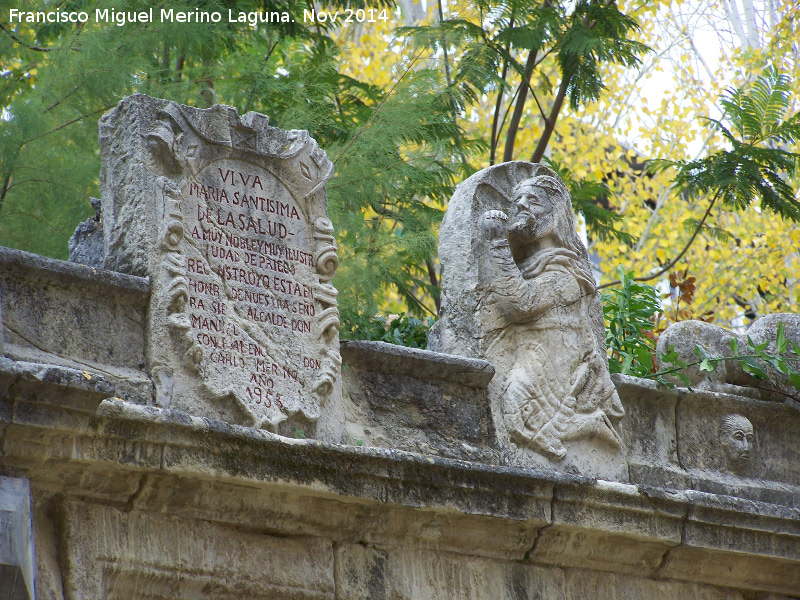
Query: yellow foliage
329 0 799 323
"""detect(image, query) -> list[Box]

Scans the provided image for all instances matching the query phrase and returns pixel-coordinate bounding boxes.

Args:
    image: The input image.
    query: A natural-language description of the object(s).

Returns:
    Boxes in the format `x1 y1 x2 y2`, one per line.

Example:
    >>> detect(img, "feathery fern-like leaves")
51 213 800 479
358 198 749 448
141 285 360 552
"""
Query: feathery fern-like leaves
649 68 800 222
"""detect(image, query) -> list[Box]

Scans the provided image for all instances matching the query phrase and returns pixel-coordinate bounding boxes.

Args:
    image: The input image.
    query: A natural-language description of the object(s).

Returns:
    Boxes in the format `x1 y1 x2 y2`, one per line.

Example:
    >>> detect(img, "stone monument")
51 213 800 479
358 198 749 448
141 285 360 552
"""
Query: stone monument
97 94 342 439
2 133 800 597
429 162 624 474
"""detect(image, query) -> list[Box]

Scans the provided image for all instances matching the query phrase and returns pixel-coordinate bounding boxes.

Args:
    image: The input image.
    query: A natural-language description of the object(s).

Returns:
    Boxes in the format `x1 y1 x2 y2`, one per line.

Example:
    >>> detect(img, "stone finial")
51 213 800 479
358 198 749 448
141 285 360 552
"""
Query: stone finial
656 313 800 400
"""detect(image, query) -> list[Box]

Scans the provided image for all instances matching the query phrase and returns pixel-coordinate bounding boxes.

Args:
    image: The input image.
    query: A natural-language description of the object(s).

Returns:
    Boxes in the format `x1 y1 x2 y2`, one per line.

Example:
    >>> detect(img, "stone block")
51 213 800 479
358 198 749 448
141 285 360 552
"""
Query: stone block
59 499 335 600
0 247 150 401
341 340 497 461
335 544 748 600
677 390 800 487
335 543 564 600
561 568 743 599
615 374 679 469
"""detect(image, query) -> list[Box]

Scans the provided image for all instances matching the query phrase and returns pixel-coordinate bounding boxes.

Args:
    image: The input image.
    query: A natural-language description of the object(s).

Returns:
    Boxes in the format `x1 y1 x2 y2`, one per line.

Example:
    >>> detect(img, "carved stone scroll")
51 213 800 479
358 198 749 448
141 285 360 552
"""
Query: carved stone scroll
98 94 343 439
429 162 624 474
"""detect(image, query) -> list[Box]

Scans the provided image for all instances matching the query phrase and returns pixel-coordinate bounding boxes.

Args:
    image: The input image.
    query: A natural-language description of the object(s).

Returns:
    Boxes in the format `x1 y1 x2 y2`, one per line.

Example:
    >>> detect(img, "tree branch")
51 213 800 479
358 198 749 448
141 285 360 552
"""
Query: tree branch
23 106 116 145
0 22 54 52
174 54 185 83
598 191 720 290
426 257 441 312
45 84 83 113
530 74 569 162
490 17 513 166
436 0 466 164
0 172 13 214
502 47 539 162
529 0 619 164
436 0 452 85
331 45 429 165
489 67 508 165
502 0 555 162
393 277 437 316
495 82 522 150
530 89 548 122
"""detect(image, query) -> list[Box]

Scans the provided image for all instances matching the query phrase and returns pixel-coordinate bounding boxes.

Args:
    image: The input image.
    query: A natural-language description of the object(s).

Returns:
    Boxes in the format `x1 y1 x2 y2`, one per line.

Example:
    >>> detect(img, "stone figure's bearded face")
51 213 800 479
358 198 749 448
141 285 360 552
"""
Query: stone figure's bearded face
509 181 555 242
719 414 754 470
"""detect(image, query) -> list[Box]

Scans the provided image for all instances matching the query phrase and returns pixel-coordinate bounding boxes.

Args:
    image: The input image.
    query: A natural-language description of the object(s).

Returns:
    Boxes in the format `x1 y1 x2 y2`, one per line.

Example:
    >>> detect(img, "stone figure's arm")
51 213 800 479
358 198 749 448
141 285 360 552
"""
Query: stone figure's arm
481 210 581 322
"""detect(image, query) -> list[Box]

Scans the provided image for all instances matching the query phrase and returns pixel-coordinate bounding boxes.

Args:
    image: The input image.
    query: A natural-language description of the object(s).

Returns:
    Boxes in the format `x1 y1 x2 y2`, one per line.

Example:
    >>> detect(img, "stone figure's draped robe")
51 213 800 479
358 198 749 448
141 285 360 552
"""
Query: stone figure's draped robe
484 242 623 458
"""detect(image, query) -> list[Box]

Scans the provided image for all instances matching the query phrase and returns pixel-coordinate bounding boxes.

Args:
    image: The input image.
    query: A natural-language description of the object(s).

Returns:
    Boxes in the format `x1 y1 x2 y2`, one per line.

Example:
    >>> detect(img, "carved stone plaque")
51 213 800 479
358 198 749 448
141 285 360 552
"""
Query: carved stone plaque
98 95 342 437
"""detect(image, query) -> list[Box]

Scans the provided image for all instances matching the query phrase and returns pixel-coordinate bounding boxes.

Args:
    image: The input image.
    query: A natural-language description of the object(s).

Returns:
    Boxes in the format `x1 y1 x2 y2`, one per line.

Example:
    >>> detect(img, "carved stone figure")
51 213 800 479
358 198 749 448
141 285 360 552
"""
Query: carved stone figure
719 413 754 472
656 313 800 399
430 162 623 466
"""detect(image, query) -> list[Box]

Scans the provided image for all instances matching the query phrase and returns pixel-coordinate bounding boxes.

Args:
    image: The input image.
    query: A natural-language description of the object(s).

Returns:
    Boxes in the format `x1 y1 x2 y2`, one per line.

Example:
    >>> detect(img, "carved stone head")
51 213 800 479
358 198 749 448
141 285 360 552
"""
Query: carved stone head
508 174 585 262
719 413 754 472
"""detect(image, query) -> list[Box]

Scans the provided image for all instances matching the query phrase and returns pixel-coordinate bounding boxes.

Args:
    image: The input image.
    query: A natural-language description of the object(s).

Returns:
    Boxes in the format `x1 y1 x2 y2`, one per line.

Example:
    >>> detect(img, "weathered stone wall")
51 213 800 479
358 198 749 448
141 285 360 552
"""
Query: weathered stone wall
1 247 799 599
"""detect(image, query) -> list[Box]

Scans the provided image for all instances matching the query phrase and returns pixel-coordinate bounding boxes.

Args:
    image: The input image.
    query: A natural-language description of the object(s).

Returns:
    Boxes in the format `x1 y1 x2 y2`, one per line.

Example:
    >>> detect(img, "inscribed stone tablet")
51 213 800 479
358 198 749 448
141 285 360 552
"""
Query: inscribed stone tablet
99 95 342 438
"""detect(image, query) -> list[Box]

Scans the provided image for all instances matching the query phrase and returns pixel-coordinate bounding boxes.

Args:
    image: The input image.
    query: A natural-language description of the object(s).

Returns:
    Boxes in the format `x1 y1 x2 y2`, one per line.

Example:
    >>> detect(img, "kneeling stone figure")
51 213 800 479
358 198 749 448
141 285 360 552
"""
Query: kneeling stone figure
430 162 623 464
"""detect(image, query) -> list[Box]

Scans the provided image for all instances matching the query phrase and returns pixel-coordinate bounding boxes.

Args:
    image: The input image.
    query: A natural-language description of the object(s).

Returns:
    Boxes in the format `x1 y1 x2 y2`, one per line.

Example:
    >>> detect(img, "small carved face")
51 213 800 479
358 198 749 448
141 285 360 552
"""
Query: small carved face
719 414 754 470
514 183 552 218
510 182 554 241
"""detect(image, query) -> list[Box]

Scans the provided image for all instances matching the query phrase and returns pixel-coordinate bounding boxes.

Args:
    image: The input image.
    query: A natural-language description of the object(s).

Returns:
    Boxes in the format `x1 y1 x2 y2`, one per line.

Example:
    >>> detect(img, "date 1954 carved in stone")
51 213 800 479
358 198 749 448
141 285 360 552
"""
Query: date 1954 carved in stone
429 162 623 462
98 94 342 437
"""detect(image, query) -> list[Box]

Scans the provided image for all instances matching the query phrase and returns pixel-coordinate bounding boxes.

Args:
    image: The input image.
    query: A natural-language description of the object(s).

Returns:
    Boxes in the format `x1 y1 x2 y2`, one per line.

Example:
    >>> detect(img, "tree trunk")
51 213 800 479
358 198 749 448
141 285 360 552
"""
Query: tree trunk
530 75 569 163
502 49 538 162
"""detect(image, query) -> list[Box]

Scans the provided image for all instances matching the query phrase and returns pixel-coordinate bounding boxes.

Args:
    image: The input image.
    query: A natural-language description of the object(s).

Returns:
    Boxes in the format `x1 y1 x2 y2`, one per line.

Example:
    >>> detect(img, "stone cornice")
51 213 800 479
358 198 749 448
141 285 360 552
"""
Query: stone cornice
1 359 799 594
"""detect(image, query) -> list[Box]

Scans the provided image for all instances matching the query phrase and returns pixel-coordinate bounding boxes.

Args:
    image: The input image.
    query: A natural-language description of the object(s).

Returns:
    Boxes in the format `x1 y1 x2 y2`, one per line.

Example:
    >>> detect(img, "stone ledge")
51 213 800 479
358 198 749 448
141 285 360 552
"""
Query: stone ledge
0 246 150 295
1 357 800 593
0 248 151 402
340 340 495 387
617 370 800 495
341 340 497 461
0 358 116 434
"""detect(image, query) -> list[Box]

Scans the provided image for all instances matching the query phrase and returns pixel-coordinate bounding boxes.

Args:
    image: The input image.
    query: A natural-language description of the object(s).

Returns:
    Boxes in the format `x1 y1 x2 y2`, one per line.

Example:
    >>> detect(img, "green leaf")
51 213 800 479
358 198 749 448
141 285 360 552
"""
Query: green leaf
660 345 680 365
741 358 768 380
777 322 788 354
621 353 634 375
789 372 800 390
694 345 713 360
699 358 714 373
